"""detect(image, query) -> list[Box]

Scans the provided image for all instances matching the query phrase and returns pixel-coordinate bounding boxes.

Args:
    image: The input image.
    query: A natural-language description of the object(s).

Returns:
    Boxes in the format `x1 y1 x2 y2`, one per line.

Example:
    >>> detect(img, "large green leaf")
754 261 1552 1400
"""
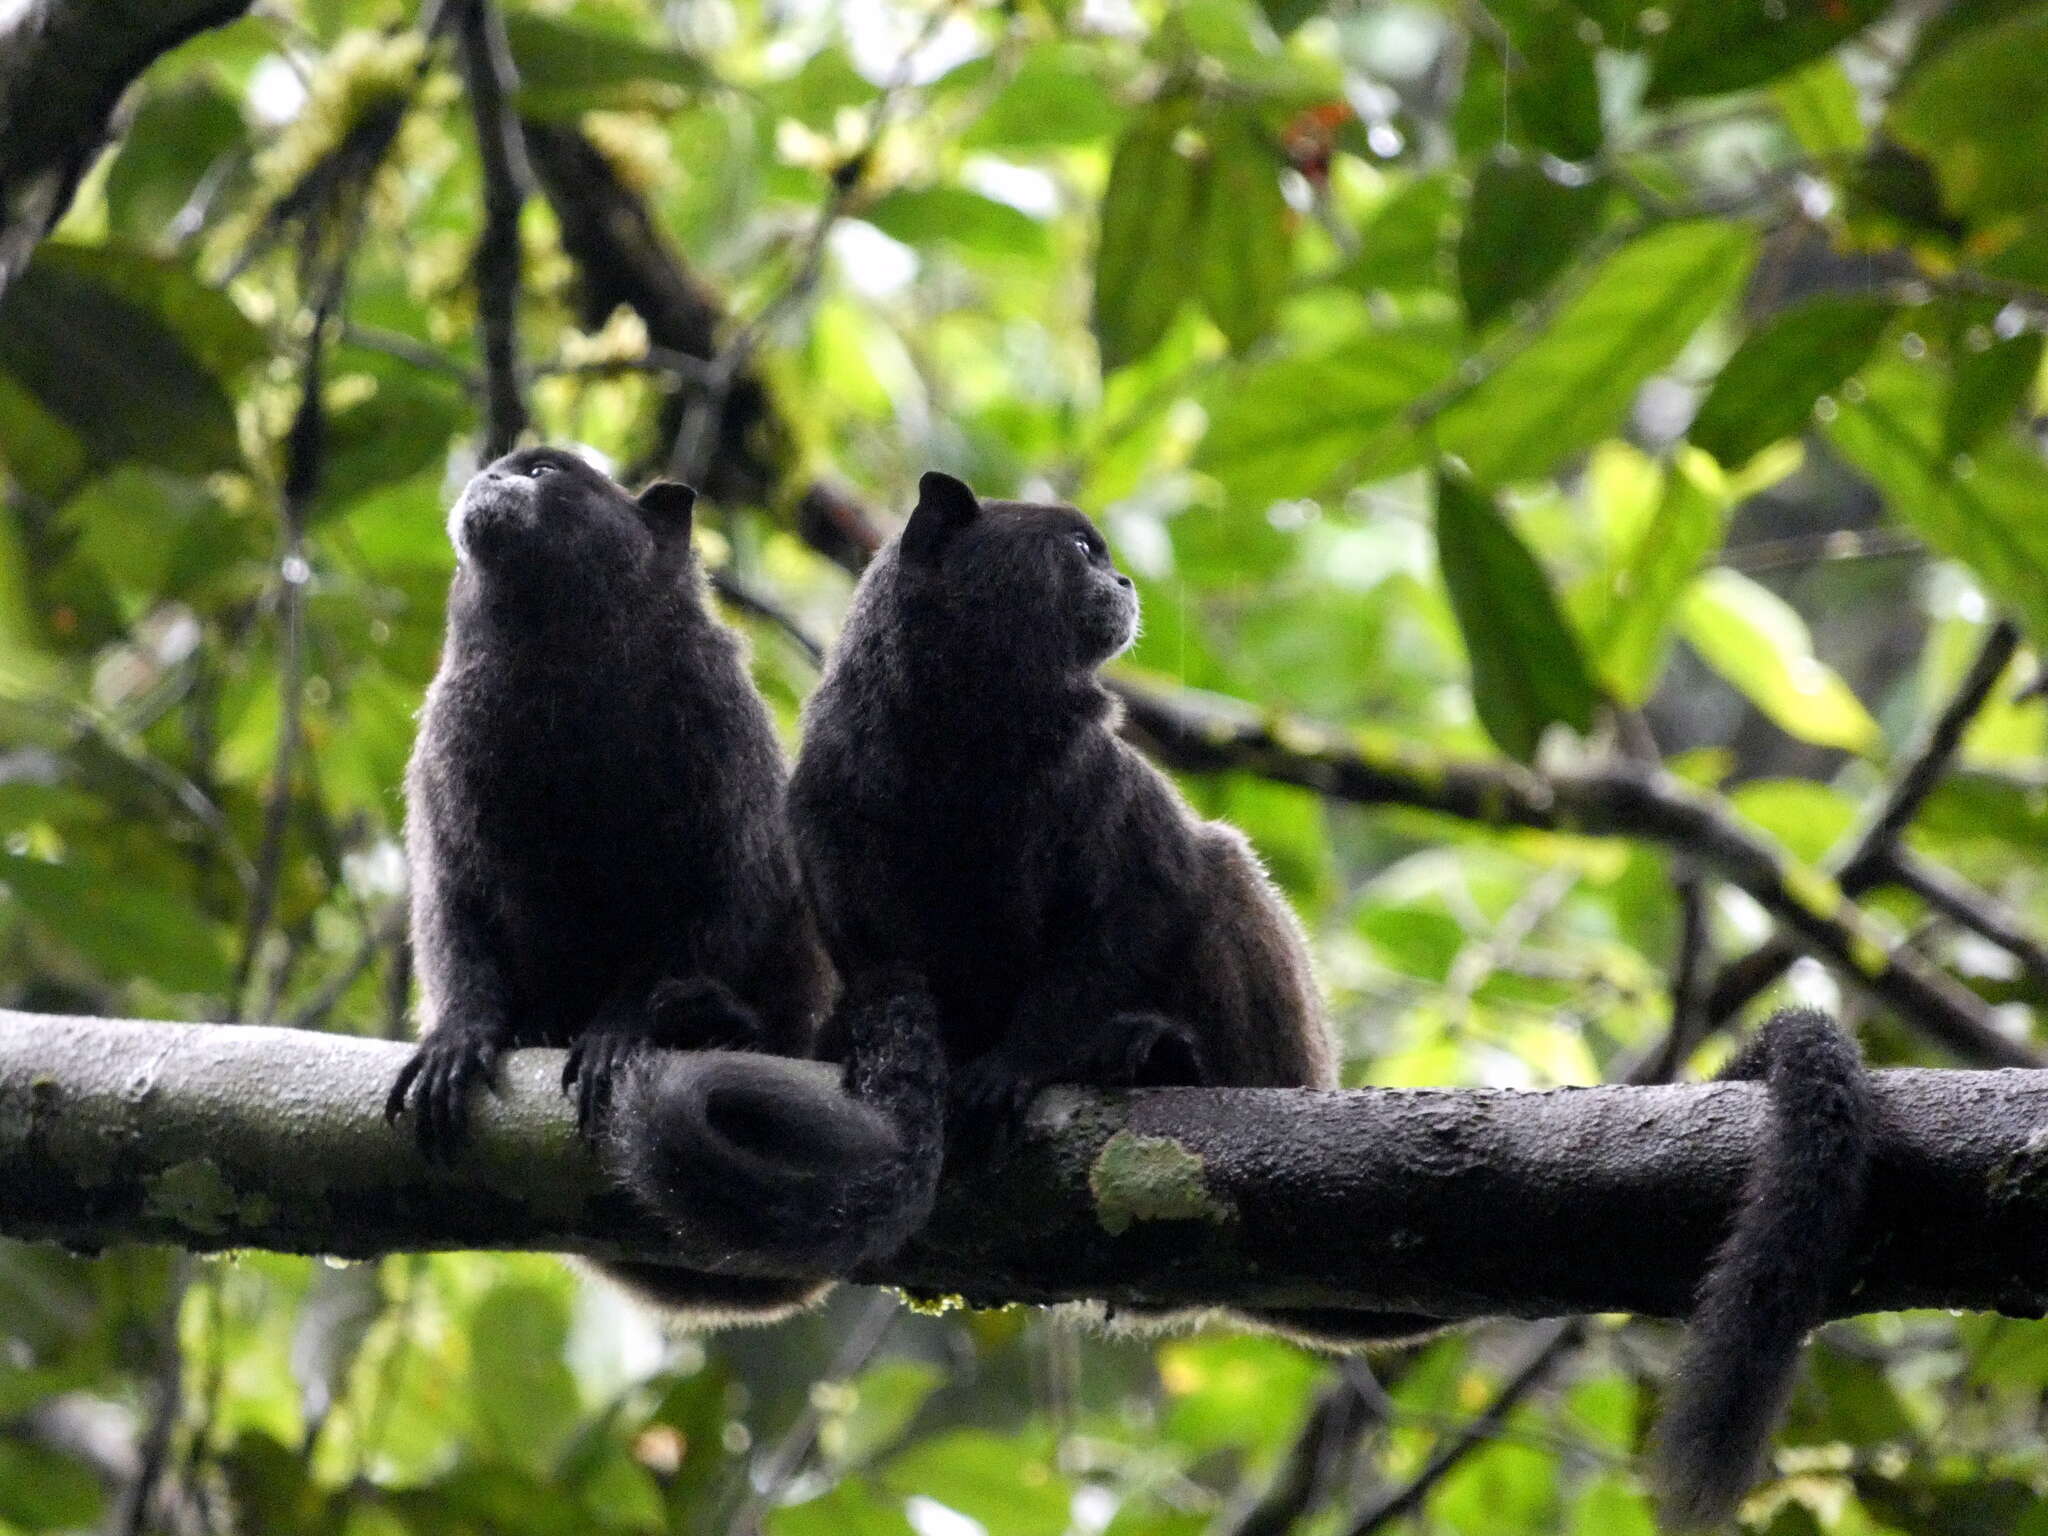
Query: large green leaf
1198 107 1291 353
1093 106 1206 372
1436 221 1755 486
1436 467 1603 761
0 245 261 476
1458 156 1608 329
1945 328 2043 457
1826 355 2048 644
1890 9 2048 223
1644 0 1891 104
1679 567 1880 752
1345 173 1457 295
1689 297 1894 467
963 44 1120 149
1489 0 1605 160
0 853 229 993
1195 326 1459 501
502 11 708 117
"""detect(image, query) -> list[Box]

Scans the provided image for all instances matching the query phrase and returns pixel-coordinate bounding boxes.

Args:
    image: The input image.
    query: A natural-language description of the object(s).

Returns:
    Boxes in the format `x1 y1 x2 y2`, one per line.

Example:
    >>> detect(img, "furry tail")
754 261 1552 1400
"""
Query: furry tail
608 973 947 1276
1654 1007 1873 1530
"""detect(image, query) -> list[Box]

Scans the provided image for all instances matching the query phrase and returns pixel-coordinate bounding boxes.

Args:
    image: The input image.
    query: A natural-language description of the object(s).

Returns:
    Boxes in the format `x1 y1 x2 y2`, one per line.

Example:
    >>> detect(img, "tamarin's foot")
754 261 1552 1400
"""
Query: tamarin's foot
953 1014 1209 1146
385 1029 502 1162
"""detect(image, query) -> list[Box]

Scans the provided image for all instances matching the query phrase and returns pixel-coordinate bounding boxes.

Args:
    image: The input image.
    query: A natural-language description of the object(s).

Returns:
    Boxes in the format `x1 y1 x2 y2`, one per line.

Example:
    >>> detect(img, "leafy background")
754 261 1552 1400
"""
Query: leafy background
4 0 2048 1532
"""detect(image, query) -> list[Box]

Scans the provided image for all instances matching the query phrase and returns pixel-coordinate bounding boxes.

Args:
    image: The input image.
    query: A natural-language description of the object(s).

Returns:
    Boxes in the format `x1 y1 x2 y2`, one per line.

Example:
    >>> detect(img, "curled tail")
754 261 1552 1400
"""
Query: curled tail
1654 1007 1873 1530
607 973 947 1276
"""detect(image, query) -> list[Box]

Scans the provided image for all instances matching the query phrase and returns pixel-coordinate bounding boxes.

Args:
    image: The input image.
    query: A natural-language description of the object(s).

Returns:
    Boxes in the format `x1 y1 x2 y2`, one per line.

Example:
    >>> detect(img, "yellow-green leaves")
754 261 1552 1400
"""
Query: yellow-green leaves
1680 568 1880 752
1436 222 1755 486
1436 467 1603 761
1890 10 2048 226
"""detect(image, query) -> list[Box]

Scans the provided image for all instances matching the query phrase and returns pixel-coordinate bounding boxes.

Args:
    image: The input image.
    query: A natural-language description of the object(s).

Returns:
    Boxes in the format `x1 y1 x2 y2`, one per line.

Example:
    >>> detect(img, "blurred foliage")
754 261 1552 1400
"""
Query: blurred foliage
3 0 2048 1531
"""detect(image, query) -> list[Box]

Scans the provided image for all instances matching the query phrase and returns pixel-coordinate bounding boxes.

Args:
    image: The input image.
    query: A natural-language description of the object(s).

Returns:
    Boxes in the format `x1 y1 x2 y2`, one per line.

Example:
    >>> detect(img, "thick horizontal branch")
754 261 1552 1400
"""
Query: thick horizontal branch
6 1011 2048 1325
1115 681 2041 1068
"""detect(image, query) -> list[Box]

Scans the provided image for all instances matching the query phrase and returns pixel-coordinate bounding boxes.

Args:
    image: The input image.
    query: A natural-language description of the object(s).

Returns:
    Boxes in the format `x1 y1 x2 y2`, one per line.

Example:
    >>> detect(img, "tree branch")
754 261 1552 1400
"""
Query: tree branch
1114 682 2039 1068
0 0 254 295
1699 619 2027 1030
7 1011 2048 1325
454 0 531 460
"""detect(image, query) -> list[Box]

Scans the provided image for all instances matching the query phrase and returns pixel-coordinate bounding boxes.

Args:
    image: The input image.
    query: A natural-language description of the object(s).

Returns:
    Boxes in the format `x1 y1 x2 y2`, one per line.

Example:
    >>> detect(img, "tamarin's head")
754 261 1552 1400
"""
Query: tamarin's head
449 447 697 586
885 471 1139 672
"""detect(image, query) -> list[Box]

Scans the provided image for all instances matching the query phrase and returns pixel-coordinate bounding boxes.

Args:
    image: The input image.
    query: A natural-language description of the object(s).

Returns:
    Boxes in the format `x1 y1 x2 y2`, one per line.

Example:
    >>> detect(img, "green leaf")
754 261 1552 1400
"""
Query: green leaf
768 1483 914 1536
1890 9 2048 223
1093 106 1206 372
964 44 1120 149
1346 173 1456 294
1774 60 1868 158
1644 0 1891 105
0 1439 106 1528
1457 155 1608 328
1945 329 2042 457
467 1281 581 1472
316 354 466 520
1584 448 1736 704
1679 567 1880 752
1198 107 1291 353
1195 326 1458 501
1490 0 1605 160
0 853 230 993
1436 467 1604 761
0 245 261 476
1689 297 1894 467
863 186 1049 261
1731 779 1859 866
1437 221 1755 486
882 1430 1070 1536
1826 354 2048 644
502 11 708 117
106 79 248 244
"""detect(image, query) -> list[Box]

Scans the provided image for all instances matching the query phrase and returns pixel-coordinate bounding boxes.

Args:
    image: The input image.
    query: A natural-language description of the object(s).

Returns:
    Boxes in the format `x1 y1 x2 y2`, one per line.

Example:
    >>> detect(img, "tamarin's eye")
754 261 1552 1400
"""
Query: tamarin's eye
527 462 555 479
1072 533 1094 558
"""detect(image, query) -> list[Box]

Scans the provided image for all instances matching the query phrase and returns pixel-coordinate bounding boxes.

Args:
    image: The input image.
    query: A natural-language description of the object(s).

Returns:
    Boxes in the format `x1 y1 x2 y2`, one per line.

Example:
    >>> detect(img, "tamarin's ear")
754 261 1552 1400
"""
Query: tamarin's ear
901 471 979 565
636 480 697 537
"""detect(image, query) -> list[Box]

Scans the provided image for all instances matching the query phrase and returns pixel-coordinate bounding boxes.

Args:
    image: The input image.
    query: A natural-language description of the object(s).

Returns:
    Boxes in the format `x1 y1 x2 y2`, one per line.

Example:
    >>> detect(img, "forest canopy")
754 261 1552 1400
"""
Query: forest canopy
3 0 2048 1533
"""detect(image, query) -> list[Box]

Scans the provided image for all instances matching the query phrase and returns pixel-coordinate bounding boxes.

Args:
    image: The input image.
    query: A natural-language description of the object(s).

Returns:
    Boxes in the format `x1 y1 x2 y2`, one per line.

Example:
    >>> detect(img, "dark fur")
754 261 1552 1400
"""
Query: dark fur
781 472 1438 1339
386 447 832 1322
1655 1007 1873 1528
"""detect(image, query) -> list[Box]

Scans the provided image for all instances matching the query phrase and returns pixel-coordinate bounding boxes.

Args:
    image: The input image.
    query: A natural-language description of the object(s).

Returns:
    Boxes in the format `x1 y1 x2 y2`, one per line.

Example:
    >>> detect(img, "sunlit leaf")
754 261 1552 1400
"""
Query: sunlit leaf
1890 9 2048 223
503 11 708 117
863 186 1049 261
0 853 230 993
1679 567 1880 752
1436 222 1755 486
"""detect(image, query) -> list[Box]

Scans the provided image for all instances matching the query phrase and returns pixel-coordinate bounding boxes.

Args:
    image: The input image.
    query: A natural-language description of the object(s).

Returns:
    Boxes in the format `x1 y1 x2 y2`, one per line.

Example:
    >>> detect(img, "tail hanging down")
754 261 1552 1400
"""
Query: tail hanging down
1654 1007 1873 1529
607 973 948 1276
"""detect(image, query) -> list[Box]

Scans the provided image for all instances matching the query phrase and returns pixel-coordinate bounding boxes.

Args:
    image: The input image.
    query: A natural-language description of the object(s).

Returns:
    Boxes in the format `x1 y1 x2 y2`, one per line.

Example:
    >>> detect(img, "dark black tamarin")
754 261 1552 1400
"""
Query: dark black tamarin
385 446 833 1323
779 472 1873 1526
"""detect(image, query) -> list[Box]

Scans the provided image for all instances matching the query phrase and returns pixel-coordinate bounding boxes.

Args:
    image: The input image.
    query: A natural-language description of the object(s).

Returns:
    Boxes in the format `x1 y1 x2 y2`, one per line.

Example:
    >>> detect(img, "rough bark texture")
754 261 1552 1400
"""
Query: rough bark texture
5 1010 2048 1324
0 0 254 293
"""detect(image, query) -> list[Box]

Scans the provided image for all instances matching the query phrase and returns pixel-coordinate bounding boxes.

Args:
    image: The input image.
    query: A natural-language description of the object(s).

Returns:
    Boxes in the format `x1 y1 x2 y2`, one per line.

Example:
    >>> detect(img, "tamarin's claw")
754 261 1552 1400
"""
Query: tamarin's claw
384 1032 500 1163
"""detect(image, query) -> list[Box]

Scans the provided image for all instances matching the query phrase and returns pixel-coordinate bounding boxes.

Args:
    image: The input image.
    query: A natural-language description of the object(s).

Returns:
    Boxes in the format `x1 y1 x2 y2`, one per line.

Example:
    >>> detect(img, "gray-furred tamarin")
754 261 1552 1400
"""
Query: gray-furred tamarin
385 446 836 1323
767 471 1873 1528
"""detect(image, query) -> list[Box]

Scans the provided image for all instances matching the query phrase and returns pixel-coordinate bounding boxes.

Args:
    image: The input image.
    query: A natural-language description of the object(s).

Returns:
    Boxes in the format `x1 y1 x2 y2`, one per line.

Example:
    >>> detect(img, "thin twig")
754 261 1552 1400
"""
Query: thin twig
1340 1320 1585 1536
1222 1360 1398 1536
1721 528 1925 575
288 901 407 1031
707 569 825 666
724 1294 900 1536
1699 619 2025 1032
1883 851 2048 991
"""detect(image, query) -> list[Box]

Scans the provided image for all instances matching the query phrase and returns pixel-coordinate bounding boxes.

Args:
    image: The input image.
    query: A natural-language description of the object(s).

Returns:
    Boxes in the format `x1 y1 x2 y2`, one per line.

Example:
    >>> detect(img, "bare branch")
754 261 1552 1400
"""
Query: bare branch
454 0 531 459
